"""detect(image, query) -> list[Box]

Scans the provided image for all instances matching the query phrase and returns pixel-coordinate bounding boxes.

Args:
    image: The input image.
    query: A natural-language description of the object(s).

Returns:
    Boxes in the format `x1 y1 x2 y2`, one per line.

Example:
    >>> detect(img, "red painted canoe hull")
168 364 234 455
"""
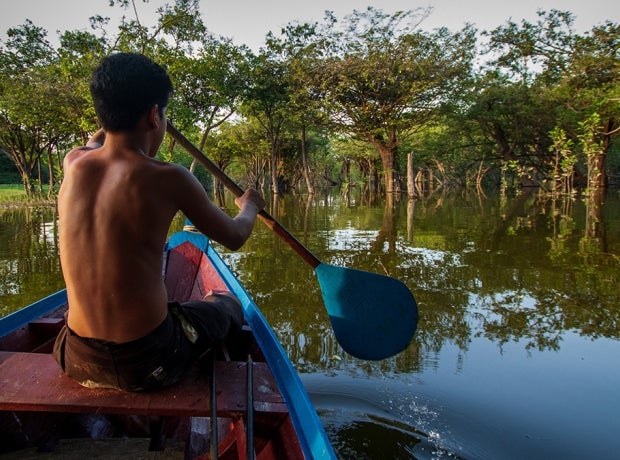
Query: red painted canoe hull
0 231 336 459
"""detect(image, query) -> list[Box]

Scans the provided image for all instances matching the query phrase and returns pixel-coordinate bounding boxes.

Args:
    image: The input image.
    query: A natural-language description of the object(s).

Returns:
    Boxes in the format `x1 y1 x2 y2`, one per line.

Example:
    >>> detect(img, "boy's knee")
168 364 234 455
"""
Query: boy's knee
203 291 243 326
204 289 239 304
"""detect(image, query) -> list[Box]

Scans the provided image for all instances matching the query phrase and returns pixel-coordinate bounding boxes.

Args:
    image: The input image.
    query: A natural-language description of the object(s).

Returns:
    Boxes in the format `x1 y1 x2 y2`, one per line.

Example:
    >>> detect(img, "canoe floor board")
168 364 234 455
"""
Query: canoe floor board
0 438 185 459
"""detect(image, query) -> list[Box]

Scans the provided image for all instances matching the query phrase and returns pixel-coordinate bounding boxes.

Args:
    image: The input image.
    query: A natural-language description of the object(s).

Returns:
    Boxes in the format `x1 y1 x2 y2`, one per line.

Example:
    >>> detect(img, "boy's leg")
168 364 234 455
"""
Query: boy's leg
176 291 244 350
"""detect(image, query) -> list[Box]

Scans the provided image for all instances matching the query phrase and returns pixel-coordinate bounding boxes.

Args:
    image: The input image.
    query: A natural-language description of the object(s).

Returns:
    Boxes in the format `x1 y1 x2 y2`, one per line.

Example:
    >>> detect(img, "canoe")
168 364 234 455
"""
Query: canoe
0 229 337 459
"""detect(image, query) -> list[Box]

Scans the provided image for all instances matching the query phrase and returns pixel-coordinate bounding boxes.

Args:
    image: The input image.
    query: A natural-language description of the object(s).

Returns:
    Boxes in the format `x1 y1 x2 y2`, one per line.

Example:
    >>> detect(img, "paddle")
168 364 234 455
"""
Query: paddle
167 122 418 360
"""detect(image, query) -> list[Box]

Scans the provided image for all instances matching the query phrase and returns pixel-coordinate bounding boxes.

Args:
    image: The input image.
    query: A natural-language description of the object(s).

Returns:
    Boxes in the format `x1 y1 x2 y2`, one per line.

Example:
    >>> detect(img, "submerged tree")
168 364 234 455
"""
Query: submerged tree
485 10 619 189
560 21 620 188
241 47 292 195
308 7 476 194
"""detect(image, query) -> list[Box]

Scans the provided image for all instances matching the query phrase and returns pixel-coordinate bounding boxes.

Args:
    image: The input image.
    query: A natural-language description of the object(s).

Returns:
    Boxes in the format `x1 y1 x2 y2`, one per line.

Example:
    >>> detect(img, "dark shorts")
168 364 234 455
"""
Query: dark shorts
52 294 244 392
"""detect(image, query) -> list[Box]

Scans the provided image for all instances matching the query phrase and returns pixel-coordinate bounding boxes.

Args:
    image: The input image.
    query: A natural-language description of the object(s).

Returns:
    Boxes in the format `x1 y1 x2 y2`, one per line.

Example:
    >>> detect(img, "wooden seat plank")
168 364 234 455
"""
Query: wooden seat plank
0 351 286 417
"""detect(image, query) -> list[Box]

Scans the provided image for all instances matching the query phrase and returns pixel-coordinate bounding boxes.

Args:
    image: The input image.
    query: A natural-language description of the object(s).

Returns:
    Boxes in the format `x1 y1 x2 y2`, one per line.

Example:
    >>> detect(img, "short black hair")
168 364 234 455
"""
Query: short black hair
90 53 173 131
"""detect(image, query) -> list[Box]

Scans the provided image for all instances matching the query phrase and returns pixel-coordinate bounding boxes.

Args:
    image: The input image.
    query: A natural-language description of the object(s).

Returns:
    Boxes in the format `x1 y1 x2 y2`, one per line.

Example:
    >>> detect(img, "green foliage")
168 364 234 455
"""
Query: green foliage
303 8 476 192
548 126 578 193
0 150 20 183
478 11 620 190
578 113 604 158
0 3 618 197
0 16 106 200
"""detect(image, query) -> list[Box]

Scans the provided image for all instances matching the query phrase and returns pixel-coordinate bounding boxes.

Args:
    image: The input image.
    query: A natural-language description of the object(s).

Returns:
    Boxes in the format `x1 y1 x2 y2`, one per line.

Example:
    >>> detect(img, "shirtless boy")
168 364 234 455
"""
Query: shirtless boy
53 52 265 392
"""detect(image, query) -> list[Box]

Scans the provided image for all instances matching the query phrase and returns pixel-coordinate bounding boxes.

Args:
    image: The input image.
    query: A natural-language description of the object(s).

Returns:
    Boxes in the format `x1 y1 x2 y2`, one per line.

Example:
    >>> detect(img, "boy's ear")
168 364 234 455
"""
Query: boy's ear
148 105 160 128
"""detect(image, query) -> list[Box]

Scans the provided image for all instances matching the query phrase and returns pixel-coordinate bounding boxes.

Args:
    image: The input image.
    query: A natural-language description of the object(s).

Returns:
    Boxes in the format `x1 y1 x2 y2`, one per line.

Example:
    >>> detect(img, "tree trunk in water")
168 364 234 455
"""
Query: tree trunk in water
300 125 314 195
341 158 351 185
376 144 396 194
270 151 279 195
48 148 57 199
369 128 398 194
369 162 377 192
476 159 488 195
588 153 606 189
37 158 43 197
407 197 415 242
407 153 415 197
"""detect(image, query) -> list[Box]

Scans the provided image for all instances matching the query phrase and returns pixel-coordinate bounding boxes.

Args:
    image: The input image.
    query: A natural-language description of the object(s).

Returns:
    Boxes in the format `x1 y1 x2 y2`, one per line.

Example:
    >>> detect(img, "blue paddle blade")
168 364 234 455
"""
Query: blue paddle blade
315 263 418 360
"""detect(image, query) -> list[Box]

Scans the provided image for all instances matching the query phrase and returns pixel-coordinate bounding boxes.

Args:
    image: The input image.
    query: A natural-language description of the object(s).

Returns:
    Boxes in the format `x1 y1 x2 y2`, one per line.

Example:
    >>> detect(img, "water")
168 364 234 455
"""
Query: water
1 188 619 459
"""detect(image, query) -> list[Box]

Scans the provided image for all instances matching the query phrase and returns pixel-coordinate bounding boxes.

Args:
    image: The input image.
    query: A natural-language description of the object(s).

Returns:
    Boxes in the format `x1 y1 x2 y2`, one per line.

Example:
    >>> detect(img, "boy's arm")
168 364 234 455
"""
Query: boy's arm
174 166 265 251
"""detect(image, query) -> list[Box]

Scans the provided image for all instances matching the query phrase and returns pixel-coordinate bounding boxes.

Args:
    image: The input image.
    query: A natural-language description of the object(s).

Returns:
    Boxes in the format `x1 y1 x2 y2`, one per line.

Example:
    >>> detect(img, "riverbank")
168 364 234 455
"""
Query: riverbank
0 185 55 207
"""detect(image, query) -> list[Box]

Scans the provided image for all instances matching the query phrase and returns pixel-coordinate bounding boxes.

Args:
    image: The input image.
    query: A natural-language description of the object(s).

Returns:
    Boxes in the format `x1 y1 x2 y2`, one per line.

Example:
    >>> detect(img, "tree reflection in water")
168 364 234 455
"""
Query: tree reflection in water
2 188 619 459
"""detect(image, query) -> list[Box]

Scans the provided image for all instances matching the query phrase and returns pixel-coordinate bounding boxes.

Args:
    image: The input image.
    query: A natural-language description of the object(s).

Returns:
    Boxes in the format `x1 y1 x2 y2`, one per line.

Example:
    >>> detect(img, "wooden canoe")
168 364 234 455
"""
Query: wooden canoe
0 230 337 459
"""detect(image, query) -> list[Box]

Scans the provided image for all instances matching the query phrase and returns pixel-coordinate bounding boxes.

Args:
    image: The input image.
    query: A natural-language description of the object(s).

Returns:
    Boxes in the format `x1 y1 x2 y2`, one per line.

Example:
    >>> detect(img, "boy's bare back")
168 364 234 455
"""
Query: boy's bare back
58 58 264 345
60 137 178 342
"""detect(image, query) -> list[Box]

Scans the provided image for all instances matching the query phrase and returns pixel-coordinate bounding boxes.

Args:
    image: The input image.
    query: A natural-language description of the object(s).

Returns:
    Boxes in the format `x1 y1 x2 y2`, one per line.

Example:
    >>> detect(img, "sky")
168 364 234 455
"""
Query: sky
1 0 618 51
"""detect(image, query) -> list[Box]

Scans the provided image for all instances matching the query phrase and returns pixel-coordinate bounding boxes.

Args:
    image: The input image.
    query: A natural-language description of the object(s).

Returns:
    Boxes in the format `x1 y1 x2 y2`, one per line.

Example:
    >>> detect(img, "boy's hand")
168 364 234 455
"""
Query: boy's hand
235 189 265 213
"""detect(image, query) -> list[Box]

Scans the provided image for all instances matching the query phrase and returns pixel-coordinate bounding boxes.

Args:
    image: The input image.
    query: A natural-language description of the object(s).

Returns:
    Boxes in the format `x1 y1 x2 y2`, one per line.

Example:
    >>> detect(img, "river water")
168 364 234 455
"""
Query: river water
1 188 619 459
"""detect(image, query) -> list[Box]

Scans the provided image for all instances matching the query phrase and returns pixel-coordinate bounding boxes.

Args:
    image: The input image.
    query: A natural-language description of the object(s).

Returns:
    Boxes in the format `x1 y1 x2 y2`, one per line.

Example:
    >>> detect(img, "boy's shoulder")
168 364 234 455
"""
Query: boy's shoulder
63 145 98 167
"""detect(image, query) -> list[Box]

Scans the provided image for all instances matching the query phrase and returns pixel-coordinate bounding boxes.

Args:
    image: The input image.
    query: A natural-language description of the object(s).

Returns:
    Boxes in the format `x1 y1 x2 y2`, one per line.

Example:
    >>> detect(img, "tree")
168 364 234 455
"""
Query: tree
55 25 109 140
108 0 246 188
167 37 246 153
309 7 476 194
269 21 332 195
486 10 619 188
0 21 101 199
108 0 206 55
463 70 559 187
241 47 292 194
216 119 271 192
559 21 620 188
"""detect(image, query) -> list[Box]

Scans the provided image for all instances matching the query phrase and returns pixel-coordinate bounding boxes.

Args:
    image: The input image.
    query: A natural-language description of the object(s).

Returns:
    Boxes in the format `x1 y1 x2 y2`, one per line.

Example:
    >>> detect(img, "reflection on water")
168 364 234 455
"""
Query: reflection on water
0 207 64 317
2 189 620 459
222 188 620 459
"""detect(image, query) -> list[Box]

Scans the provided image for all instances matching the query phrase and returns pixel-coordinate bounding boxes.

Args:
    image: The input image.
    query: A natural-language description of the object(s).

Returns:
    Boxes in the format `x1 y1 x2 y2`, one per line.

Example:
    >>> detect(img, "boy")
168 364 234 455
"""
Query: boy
53 52 265 392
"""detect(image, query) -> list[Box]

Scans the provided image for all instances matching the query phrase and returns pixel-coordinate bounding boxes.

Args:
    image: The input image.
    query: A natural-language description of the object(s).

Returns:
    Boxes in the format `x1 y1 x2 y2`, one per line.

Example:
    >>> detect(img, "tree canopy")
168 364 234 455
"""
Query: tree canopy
0 1 618 200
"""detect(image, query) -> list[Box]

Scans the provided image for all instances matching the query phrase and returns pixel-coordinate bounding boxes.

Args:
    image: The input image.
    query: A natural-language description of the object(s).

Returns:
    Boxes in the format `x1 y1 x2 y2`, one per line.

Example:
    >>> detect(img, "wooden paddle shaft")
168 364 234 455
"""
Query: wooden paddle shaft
167 122 321 268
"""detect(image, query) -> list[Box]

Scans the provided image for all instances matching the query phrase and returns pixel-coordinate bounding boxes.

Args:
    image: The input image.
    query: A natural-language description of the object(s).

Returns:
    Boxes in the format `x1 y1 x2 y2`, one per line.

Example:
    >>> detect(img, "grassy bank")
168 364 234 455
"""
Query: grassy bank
0 184 55 206
0 184 28 203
